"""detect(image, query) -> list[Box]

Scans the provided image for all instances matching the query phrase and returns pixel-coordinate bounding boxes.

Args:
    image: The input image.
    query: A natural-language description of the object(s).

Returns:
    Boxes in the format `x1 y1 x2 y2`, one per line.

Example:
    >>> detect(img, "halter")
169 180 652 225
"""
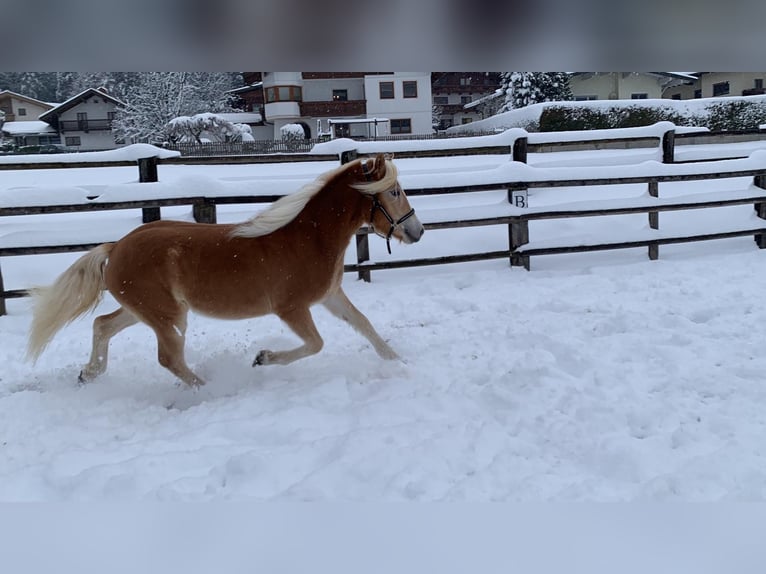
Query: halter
363 161 415 254
370 196 415 254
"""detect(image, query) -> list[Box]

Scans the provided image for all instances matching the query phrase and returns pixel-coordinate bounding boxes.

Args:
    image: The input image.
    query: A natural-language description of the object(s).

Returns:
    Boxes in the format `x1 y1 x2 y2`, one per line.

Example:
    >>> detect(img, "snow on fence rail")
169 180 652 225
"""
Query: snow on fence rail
3 130 766 314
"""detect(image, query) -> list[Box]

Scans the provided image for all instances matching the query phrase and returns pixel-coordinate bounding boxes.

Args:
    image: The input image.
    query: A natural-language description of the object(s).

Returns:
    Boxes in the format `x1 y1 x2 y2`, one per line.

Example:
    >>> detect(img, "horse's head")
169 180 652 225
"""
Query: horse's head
356 154 424 252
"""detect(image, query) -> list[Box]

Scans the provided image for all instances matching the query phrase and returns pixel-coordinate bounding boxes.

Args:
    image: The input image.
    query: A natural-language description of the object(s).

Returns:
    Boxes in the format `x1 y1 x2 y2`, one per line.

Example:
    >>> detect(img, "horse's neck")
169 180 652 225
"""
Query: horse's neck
292 185 370 250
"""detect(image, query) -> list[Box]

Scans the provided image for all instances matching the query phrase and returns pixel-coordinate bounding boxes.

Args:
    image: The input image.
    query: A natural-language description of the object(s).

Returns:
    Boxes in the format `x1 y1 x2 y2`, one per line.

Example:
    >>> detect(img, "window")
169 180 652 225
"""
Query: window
265 85 302 103
459 77 471 86
18 107 27 116
460 95 472 104
631 93 648 99
390 118 411 134
461 117 473 124
65 136 81 146
379 81 394 99
332 89 348 101
712 82 730 96
694 89 702 98
574 95 598 101
403 81 418 98
756 79 764 90
433 96 448 105
671 94 682 100
333 123 350 138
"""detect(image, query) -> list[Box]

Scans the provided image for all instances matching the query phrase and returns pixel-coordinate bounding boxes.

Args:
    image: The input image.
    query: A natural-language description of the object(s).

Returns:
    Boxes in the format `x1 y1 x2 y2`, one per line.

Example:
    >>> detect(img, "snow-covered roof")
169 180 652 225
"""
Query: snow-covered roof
327 117 390 124
0 90 54 109
1 121 56 135
214 112 262 124
464 88 503 110
226 82 263 95
39 88 125 121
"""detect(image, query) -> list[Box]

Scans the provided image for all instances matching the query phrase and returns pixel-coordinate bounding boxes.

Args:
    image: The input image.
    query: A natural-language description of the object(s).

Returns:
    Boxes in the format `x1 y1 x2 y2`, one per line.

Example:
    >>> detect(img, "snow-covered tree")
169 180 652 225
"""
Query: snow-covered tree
499 72 573 112
280 123 306 141
432 104 443 131
165 113 246 144
111 73 240 144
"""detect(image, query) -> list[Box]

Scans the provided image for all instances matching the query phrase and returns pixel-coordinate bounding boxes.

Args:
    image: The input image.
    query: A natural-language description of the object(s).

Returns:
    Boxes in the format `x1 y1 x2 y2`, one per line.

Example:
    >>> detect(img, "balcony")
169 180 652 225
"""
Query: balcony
59 119 113 132
299 100 366 117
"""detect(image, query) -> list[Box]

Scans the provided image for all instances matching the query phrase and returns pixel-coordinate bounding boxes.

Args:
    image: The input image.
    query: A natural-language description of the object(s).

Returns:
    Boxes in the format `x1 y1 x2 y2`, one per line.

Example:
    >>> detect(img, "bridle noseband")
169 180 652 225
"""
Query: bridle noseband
370 196 415 254
363 162 415 254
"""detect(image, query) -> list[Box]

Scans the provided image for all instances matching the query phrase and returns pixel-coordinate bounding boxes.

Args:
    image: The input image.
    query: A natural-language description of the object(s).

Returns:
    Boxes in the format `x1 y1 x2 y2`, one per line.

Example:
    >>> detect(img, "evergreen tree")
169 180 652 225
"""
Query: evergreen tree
500 72 572 112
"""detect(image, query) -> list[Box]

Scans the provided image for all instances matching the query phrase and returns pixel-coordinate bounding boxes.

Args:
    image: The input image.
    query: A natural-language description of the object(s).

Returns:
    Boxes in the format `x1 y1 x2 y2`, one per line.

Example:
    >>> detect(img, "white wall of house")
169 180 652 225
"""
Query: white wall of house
364 72 432 135
570 73 667 100
0 94 51 121
662 73 766 99
698 73 766 97
57 94 120 150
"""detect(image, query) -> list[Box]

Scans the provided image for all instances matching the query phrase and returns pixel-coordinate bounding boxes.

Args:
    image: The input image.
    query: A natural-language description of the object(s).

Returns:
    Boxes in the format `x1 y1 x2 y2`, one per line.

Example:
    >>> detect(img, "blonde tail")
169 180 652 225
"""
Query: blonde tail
27 243 114 361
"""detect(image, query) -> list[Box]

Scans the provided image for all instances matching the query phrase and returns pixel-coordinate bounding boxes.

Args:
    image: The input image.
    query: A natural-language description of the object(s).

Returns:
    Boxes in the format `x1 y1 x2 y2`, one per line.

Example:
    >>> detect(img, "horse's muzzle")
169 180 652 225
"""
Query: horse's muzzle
402 216 425 244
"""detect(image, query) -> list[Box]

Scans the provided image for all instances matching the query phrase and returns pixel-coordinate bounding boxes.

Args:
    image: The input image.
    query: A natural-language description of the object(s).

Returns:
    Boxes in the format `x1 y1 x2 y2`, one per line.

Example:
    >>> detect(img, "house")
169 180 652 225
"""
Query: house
0 90 53 122
0 90 58 147
431 73 502 130
568 73 697 101
662 73 766 99
237 72 433 139
38 87 125 150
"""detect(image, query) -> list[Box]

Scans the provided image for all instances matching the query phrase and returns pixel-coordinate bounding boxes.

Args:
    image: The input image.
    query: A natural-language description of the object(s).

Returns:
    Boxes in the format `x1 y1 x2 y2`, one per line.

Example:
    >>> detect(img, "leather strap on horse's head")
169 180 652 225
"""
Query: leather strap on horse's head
362 157 414 254
370 196 415 255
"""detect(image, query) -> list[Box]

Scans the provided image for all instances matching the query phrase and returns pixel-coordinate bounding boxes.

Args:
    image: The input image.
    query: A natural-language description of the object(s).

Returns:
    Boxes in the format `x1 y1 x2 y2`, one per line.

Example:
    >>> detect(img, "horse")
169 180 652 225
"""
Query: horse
27 153 424 387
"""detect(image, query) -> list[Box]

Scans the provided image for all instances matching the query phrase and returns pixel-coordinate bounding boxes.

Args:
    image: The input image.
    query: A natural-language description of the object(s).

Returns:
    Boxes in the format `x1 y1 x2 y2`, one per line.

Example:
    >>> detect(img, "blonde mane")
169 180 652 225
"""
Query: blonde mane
231 158 398 239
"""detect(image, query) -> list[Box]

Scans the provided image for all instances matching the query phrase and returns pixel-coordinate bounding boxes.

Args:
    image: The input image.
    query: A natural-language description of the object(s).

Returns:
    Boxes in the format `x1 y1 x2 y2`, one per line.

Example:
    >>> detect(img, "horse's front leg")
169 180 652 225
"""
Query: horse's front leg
321 289 399 360
253 306 324 366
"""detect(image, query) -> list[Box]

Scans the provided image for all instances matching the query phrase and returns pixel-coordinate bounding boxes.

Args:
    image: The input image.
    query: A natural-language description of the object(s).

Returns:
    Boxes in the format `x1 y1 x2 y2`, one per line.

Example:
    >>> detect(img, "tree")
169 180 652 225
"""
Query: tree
500 72 573 112
111 73 240 144
165 113 248 144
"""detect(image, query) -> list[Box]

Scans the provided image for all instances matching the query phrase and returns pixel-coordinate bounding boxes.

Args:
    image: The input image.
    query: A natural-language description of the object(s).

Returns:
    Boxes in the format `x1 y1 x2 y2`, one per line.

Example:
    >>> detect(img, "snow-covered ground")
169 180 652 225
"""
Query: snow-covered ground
3 134 766 501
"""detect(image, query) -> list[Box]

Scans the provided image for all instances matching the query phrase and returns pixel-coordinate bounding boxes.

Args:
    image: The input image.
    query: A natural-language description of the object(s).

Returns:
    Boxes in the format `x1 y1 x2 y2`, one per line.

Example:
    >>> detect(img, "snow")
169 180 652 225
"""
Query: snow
450 94 766 135
4 132 766 503
0 143 180 164
1 120 57 135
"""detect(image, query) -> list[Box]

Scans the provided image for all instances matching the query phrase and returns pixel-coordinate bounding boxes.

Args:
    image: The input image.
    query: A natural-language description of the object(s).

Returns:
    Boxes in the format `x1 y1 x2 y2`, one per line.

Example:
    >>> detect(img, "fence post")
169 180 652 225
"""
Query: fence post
648 178 660 260
661 129 675 164
341 150 370 282
509 216 530 270
193 199 217 224
754 174 766 248
138 157 160 223
512 136 528 163
0 262 6 316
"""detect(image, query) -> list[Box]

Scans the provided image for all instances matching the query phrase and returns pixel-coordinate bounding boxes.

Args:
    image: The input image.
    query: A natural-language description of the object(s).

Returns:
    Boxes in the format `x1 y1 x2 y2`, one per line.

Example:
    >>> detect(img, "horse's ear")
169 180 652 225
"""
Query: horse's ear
370 153 387 180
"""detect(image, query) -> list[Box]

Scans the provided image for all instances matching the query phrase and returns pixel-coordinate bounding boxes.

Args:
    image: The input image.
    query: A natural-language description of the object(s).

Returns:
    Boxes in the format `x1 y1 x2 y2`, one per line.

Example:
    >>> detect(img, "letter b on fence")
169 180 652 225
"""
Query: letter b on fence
511 189 528 208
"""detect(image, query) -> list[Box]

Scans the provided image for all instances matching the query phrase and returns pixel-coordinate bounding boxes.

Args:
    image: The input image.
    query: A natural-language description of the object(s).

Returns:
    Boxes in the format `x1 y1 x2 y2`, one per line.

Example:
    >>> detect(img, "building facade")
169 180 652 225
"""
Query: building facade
568 73 697 101
39 88 125 150
431 72 502 130
238 72 433 139
662 73 766 99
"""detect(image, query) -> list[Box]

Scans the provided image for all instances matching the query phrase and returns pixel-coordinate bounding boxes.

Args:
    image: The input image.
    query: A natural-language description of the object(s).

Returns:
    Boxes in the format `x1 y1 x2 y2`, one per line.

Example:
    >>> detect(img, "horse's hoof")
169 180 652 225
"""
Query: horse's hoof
77 371 87 385
253 350 271 366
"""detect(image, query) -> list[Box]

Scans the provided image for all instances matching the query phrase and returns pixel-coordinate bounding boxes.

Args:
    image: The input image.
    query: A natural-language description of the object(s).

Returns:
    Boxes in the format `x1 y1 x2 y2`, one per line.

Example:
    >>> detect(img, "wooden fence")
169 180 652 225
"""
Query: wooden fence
3 126 766 314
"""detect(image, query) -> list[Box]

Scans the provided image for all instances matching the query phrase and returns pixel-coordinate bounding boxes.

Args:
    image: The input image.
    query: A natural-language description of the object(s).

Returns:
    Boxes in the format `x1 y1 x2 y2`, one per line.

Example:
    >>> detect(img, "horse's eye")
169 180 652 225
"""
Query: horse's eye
389 188 401 198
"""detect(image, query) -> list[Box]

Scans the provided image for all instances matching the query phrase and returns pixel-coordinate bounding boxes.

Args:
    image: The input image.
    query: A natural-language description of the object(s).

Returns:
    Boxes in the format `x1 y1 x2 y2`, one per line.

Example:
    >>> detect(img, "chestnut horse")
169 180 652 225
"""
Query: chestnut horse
27 154 424 387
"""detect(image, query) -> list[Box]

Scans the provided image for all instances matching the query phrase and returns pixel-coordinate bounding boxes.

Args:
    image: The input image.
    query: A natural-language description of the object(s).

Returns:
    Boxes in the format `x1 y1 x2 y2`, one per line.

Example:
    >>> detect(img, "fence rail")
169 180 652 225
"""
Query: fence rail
3 125 766 314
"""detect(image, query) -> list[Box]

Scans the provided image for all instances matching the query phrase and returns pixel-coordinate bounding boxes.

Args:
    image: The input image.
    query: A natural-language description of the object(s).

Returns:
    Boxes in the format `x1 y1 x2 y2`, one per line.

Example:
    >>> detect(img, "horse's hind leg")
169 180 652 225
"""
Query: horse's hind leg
322 289 398 360
146 312 206 387
79 307 139 383
254 306 324 366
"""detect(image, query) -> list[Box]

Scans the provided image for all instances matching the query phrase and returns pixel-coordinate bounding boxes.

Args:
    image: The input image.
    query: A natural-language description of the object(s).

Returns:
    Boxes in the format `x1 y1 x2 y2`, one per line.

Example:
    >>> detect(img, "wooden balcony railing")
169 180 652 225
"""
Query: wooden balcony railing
59 119 113 132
